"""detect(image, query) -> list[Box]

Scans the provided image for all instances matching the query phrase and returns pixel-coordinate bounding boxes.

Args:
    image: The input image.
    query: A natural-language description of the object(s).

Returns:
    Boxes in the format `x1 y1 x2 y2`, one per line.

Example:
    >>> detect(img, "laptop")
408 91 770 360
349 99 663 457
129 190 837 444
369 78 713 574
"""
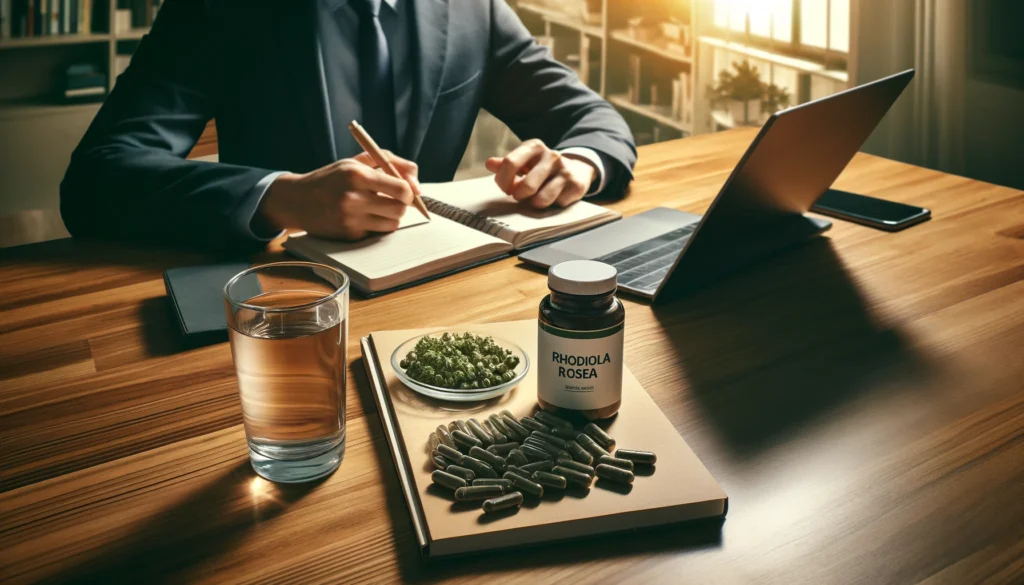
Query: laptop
520 69 915 304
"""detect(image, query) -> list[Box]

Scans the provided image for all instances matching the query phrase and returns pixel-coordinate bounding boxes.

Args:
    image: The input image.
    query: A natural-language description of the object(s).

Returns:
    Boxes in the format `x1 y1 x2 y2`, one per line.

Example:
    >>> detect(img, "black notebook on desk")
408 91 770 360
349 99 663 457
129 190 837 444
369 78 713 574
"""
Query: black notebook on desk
283 176 620 296
163 262 255 347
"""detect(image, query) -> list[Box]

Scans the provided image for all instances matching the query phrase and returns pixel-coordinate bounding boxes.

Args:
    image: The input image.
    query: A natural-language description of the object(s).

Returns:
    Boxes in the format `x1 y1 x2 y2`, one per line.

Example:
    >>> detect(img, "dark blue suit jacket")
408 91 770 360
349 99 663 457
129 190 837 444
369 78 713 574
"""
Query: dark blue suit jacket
60 0 637 252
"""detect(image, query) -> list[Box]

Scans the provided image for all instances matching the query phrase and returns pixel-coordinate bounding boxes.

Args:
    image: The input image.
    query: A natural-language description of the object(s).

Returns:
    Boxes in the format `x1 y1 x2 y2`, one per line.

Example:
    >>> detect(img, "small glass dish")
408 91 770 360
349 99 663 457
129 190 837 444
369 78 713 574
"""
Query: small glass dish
390 331 530 402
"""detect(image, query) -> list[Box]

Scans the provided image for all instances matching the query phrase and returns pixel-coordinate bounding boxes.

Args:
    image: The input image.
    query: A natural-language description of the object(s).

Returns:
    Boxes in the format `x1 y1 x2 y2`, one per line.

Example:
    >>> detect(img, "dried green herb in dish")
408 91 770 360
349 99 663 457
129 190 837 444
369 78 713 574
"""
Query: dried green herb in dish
399 332 520 389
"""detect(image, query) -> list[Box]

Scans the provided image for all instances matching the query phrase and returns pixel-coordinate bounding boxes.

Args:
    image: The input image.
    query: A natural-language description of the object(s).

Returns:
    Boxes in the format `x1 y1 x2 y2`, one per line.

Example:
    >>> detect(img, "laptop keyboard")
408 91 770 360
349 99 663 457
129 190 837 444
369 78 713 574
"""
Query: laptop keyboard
594 224 697 294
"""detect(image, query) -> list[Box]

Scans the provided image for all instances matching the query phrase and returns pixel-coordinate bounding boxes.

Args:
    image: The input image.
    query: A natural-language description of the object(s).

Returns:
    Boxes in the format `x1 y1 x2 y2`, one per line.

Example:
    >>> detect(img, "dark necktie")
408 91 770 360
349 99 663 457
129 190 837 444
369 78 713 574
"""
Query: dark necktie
352 0 397 152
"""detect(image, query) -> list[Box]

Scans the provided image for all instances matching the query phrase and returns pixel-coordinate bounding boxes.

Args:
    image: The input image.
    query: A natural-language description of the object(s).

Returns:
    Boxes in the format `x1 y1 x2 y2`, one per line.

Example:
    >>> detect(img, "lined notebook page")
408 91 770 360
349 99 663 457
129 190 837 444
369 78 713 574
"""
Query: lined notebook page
285 215 510 292
420 176 619 248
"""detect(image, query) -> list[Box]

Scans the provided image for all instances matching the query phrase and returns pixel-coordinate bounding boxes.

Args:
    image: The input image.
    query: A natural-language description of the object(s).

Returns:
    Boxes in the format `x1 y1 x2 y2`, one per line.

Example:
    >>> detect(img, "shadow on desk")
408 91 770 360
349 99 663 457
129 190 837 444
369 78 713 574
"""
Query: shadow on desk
47 460 321 585
652 239 935 457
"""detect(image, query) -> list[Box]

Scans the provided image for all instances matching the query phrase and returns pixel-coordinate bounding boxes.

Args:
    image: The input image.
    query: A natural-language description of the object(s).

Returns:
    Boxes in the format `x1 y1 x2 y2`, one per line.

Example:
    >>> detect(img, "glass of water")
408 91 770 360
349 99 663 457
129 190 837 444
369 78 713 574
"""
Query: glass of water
224 262 349 483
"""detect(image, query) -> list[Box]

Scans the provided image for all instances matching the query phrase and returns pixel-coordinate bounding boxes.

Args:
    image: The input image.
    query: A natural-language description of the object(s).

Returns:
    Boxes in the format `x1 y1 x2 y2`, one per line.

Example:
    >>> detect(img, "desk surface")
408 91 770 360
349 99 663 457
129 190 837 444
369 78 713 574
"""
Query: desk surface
2 128 1022 584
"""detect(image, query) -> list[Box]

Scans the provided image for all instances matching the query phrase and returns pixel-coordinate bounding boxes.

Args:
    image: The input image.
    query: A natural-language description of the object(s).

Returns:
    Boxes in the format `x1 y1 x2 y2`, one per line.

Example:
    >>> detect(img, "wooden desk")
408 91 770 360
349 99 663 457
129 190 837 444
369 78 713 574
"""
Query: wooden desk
2 129 1022 584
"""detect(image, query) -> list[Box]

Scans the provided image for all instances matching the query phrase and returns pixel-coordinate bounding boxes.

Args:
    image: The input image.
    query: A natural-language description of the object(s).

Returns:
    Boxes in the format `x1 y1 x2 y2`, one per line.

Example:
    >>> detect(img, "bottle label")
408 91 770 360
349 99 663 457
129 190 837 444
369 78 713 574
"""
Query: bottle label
537 321 624 411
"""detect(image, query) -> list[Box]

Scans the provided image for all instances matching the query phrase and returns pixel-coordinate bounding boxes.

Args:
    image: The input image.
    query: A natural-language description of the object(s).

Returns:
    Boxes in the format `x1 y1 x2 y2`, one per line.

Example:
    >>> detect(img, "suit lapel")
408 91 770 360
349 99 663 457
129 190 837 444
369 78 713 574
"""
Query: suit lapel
275 2 337 168
406 0 449 160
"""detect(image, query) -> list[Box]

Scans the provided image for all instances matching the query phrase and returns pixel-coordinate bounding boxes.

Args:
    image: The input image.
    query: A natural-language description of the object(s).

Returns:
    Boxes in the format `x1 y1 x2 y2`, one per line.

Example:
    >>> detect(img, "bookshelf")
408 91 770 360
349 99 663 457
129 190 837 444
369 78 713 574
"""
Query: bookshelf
0 0 157 224
513 0 701 146
607 94 690 133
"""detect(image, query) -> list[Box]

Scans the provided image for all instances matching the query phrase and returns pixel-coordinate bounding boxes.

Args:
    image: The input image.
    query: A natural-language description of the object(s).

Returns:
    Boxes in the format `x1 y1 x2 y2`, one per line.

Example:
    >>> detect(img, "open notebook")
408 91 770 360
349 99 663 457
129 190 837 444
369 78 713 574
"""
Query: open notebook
361 320 728 558
284 176 620 295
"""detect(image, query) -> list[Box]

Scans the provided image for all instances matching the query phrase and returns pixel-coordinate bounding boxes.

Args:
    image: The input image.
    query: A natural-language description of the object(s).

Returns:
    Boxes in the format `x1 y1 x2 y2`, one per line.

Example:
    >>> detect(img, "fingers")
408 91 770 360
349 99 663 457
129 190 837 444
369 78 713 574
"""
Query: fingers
343 163 415 205
512 150 561 202
485 157 503 173
361 213 403 233
356 190 408 220
353 150 421 193
494 139 548 194
554 181 587 207
529 175 568 209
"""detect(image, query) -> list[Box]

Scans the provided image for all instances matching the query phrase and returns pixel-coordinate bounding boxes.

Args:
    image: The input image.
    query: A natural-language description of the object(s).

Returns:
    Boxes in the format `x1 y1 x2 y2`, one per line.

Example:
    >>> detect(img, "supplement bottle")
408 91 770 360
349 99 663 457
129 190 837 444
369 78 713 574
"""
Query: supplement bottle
537 260 624 420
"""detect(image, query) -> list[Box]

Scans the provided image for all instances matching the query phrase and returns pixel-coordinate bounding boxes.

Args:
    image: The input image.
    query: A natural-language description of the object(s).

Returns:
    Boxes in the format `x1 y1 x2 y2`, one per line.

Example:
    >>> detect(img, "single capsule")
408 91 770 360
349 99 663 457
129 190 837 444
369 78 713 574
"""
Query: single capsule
598 454 634 471
506 449 530 467
488 414 513 437
565 441 594 465
520 444 553 462
550 427 583 441
435 425 456 450
487 442 519 457
432 469 468 490
466 418 495 447
459 455 498 479
595 463 634 485
469 446 507 472
481 418 508 444
534 410 573 430
519 417 550 433
431 454 448 470
428 432 441 452
525 439 570 460
551 465 594 488
532 470 568 490
436 443 463 463
483 491 523 513
454 484 504 502
583 423 616 450
615 449 657 465
499 409 518 423
554 457 595 477
473 478 513 492
577 433 610 458
445 465 476 482
453 419 472 436
504 464 529 477
451 429 482 451
436 443 464 464
500 415 531 441
502 471 544 498
519 460 555 473
530 431 569 449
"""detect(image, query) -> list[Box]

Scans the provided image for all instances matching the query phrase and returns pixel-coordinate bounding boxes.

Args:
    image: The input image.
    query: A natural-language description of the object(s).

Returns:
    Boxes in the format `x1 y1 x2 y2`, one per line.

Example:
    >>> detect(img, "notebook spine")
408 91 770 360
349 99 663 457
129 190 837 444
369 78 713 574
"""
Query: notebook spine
422 197 509 238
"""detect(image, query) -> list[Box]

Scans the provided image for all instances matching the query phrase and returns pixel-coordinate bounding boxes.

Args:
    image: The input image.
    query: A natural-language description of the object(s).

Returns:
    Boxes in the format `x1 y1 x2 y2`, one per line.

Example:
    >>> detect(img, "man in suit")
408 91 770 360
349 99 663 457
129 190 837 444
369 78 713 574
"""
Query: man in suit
61 0 637 251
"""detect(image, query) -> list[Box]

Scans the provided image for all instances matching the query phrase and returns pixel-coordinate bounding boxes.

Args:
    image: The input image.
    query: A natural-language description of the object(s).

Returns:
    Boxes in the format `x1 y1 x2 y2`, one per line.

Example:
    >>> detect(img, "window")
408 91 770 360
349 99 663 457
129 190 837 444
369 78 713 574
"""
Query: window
711 0 849 59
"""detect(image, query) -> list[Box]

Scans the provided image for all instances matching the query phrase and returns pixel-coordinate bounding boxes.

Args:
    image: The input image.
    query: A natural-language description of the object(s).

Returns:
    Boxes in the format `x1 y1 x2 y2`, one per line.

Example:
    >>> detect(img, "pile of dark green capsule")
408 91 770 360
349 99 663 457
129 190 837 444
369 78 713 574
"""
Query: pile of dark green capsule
428 409 657 515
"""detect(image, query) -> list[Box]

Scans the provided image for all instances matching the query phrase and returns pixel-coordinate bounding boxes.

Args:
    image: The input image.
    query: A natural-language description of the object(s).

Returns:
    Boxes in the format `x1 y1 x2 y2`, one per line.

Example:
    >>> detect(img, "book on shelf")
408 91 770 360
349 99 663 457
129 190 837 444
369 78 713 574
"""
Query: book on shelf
116 0 158 32
1 0 9 39
3 0 92 37
48 0 57 35
627 54 642 104
64 61 106 100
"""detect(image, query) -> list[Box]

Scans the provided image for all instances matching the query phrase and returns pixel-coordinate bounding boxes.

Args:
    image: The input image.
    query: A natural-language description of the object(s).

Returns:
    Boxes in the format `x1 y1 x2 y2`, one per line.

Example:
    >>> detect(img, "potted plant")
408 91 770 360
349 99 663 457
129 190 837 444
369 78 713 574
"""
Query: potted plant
707 61 765 125
762 83 792 117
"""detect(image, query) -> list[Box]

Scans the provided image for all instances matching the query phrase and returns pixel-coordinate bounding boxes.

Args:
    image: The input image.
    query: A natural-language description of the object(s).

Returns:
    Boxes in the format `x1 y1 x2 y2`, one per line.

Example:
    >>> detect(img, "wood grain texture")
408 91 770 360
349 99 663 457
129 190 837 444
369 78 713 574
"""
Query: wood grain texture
1 128 1022 584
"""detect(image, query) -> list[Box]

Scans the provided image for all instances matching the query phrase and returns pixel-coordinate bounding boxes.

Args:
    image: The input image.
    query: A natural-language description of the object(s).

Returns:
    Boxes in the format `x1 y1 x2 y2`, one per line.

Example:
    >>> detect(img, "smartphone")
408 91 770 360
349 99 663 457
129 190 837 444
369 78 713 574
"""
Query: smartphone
811 189 931 231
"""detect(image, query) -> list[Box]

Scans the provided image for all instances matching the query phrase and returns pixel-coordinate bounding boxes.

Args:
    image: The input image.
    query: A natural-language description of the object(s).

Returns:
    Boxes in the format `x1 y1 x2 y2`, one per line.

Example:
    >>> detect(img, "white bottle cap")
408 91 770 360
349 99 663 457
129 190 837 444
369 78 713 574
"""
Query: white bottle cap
547 260 618 296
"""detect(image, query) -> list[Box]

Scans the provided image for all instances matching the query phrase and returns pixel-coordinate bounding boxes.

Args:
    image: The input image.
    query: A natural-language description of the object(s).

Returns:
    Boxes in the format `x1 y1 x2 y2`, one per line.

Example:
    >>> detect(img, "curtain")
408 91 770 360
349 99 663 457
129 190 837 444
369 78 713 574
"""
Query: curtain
849 0 967 176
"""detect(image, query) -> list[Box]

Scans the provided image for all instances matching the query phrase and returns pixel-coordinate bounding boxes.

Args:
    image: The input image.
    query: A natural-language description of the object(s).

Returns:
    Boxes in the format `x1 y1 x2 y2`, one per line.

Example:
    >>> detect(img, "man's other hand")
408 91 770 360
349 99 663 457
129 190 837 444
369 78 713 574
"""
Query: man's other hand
486 139 596 209
258 151 420 241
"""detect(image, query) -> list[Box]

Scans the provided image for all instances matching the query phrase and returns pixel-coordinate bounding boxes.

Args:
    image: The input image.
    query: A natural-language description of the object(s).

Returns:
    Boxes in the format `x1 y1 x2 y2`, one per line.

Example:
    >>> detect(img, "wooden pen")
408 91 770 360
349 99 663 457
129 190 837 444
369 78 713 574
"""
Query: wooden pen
348 120 431 221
